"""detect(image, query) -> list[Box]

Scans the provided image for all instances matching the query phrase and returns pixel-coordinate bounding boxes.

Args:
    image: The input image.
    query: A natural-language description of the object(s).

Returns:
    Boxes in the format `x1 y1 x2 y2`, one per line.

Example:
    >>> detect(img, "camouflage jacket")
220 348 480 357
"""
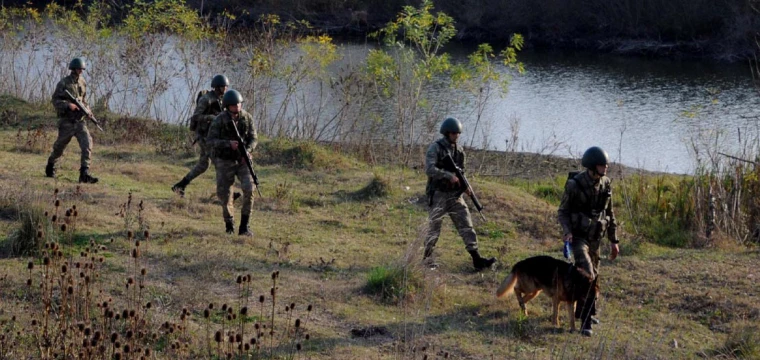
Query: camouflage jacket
190 90 223 136
51 74 87 121
425 137 466 195
206 109 258 161
558 170 618 243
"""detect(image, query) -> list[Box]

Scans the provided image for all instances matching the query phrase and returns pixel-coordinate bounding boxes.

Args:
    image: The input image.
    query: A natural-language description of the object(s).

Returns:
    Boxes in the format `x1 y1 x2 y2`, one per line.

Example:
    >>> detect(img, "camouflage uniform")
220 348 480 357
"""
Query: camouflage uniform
557 170 618 329
185 90 223 181
424 137 479 253
47 74 92 171
206 109 258 226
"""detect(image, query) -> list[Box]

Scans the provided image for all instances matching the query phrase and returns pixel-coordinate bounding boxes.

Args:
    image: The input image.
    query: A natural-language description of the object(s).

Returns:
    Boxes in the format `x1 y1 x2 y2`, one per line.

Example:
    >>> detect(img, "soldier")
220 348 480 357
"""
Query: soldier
557 146 620 337
423 117 497 271
45 57 98 183
206 89 258 236
172 74 229 196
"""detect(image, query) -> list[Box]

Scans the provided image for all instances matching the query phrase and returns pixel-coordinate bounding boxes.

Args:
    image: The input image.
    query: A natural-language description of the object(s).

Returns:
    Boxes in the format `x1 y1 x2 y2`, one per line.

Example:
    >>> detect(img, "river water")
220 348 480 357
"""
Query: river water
6 38 759 174
475 49 760 174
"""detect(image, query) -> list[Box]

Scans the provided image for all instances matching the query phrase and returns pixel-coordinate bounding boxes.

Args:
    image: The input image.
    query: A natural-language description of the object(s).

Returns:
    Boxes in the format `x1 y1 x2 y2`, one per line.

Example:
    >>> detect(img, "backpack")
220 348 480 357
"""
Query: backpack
188 90 209 131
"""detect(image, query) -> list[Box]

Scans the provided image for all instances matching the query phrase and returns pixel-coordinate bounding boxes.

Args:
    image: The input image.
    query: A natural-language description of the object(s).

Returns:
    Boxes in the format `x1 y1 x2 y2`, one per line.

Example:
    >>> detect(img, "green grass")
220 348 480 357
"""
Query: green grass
0 96 756 358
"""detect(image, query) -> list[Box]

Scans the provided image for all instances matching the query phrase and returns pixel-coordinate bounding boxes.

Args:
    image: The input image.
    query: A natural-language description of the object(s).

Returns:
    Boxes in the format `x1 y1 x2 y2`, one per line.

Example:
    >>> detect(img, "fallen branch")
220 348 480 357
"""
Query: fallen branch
718 152 759 166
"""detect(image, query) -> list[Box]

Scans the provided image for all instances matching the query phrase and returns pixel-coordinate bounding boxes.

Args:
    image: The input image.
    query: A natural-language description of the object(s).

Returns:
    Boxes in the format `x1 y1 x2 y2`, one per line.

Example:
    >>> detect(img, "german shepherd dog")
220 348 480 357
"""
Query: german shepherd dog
496 255 598 332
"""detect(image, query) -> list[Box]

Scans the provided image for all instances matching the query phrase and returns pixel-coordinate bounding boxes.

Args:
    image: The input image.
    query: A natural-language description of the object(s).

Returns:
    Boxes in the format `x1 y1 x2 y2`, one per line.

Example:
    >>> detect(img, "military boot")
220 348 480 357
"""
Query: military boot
422 246 438 270
581 321 593 337
78 168 99 184
468 250 496 271
225 219 235 234
172 177 190 197
238 215 253 237
45 163 56 178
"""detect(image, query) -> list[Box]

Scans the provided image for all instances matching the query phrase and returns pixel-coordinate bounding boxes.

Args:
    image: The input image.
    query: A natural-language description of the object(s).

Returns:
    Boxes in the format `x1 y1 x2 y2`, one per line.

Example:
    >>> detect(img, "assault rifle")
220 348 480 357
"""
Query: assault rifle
441 151 486 221
229 118 263 198
64 90 104 132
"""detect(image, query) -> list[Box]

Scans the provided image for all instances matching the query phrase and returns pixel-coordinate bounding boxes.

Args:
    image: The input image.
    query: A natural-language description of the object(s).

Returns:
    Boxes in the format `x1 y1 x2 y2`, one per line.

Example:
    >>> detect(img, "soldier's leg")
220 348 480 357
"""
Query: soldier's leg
236 164 254 236
73 122 92 171
214 159 236 231
572 238 598 335
450 196 495 269
47 119 75 168
424 192 448 256
184 139 211 183
587 240 602 318
448 196 477 252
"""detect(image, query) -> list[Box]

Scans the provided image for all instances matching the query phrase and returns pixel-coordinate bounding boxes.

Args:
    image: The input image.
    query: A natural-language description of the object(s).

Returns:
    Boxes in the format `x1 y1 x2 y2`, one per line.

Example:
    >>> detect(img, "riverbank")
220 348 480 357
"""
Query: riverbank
1 94 759 359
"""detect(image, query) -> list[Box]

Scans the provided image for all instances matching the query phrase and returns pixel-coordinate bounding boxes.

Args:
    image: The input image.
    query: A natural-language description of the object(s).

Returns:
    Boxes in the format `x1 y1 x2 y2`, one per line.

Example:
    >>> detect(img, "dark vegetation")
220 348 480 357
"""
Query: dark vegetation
14 0 760 60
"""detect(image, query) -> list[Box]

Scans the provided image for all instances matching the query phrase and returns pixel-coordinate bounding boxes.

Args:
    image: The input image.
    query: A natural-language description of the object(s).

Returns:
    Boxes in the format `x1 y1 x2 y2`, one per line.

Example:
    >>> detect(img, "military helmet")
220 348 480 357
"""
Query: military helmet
439 117 463 135
222 89 244 107
68 57 86 70
581 146 610 169
211 74 229 88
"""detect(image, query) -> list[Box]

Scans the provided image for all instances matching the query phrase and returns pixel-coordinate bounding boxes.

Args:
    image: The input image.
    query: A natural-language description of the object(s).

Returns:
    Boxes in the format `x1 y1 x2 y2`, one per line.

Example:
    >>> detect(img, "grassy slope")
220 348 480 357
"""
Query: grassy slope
0 97 758 359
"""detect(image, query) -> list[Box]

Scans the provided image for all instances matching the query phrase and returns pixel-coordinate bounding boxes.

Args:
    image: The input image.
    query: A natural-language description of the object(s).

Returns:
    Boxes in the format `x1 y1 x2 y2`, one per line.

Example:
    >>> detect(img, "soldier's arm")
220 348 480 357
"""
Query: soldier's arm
205 116 226 150
51 80 70 112
244 115 258 153
191 96 215 124
606 183 619 243
557 180 576 236
425 142 454 181
81 79 89 107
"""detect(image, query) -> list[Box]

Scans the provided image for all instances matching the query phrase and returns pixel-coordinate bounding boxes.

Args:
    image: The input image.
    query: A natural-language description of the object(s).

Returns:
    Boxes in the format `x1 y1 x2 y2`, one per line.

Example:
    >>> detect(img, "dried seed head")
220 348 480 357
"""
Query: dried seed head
143 230 149 238
307 304 313 312
65 209 72 217
297 343 302 351
145 302 152 309
51 215 57 222
240 307 248 316
27 261 34 270
61 264 67 273
295 319 301 328
60 224 67 232
135 240 140 247
203 309 210 318
73 210 78 217
236 275 242 284
290 302 295 309
67 286 73 295
43 257 50 266
55 200 60 207
305 334 310 340
259 295 265 303
214 331 222 343
37 230 43 239
236 334 242 343
127 231 133 239
250 338 257 345
140 268 146 276
222 303 228 311
111 333 118 343
208 303 214 310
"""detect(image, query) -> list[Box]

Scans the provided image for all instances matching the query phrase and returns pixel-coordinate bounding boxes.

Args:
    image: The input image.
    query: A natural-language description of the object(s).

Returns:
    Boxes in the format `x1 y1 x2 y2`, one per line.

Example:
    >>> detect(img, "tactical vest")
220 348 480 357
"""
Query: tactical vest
566 171 612 239
430 139 465 193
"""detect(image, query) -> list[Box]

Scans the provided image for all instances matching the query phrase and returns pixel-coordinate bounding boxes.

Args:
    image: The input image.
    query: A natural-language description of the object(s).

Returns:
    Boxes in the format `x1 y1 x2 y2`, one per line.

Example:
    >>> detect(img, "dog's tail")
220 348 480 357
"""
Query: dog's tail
496 271 518 298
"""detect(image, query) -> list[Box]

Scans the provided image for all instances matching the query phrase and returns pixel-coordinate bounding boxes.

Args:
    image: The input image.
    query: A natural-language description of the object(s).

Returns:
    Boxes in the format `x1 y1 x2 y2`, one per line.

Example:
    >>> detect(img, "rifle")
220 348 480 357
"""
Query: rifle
441 150 486 221
64 90 104 132
229 118 263 198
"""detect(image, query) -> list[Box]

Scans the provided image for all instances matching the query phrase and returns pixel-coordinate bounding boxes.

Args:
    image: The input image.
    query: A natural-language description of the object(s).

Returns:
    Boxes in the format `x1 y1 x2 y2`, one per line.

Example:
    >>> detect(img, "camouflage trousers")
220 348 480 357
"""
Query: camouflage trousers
572 236 600 321
213 158 254 222
47 119 92 170
571 237 601 280
183 137 211 182
424 191 479 252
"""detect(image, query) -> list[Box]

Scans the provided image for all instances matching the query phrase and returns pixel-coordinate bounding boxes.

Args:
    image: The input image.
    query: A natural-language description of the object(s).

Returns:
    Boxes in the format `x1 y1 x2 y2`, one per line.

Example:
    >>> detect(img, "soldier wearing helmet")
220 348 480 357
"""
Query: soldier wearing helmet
557 146 620 337
423 117 497 271
172 74 230 196
45 57 98 183
206 89 258 236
